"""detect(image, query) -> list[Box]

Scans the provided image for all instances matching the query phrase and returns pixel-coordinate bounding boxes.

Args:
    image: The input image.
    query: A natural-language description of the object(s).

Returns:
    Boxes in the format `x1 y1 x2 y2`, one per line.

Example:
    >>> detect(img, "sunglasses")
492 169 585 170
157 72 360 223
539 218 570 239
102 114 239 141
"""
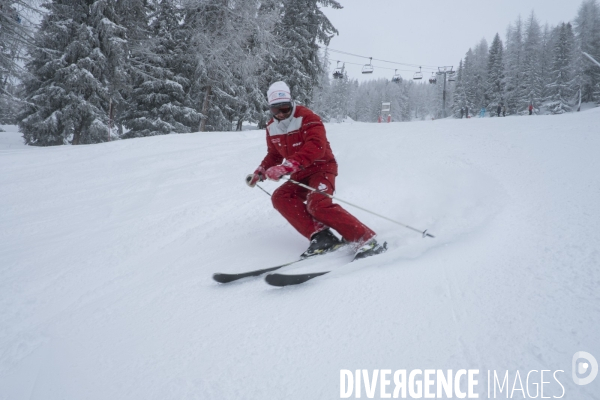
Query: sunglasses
270 103 292 115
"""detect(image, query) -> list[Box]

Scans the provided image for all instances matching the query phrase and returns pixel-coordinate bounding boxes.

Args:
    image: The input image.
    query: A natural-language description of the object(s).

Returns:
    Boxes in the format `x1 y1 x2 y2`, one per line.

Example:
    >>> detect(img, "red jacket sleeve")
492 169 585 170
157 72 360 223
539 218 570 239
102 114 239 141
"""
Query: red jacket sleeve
259 130 283 170
286 114 327 168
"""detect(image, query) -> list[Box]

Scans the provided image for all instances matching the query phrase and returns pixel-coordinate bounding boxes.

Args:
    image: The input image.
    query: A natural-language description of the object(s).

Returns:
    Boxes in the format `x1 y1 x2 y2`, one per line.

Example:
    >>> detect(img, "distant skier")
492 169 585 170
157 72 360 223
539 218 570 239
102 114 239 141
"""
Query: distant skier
246 81 386 260
465 106 469 118
460 107 464 119
529 104 533 115
497 104 502 117
479 107 486 118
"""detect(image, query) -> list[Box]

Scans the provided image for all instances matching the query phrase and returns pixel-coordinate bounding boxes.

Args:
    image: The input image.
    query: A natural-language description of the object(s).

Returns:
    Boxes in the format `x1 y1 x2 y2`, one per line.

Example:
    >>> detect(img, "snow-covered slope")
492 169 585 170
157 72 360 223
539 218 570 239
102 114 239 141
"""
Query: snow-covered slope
1 110 599 399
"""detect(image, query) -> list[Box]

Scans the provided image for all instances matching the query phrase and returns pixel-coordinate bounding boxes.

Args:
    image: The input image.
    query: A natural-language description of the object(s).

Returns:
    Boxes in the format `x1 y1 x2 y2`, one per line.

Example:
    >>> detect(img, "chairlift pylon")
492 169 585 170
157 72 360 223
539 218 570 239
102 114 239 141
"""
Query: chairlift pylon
362 57 374 74
413 66 423 80
391 69 401 83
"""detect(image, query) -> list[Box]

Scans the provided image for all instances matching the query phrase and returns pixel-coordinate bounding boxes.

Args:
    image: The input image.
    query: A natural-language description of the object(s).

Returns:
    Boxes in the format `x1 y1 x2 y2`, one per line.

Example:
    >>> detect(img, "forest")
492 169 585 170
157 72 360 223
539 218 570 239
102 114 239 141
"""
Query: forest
1 0 599 145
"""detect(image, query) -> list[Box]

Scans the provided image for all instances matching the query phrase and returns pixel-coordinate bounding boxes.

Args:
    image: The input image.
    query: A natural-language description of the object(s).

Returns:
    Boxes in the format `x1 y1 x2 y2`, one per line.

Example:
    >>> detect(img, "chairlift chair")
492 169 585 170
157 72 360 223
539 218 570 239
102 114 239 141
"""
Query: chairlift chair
413 66 423 80
362 57 374 74
448 71 456 82
429 73 437 84
391 69 401 83
333 61 344 79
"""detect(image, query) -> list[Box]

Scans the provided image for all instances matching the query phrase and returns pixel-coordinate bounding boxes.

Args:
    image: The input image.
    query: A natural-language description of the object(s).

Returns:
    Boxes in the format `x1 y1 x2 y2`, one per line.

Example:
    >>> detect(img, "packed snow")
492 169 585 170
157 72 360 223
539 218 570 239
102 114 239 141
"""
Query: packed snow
1 110 599 399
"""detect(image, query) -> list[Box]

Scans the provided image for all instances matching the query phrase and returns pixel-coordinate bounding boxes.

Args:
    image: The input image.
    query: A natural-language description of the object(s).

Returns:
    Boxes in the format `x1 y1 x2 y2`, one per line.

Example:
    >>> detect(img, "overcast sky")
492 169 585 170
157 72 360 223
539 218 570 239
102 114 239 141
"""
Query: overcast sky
321 0 583 82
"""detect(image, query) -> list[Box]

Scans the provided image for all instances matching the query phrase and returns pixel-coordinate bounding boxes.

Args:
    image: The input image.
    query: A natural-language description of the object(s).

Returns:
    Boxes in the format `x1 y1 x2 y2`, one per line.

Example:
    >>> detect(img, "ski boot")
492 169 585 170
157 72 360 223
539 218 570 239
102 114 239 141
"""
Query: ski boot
354 238 387 261
300 229 343 259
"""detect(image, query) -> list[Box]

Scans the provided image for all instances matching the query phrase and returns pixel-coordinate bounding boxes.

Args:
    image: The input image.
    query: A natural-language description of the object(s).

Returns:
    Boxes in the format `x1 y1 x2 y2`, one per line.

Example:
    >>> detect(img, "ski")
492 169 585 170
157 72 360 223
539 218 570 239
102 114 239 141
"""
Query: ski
212 243 349 284
265 242 387 287
265 270 330 286
213 261 301 284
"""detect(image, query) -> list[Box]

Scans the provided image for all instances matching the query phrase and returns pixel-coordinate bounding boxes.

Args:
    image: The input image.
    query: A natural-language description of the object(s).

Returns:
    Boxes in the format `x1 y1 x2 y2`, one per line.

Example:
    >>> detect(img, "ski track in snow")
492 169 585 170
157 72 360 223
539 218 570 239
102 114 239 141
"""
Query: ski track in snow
1 111 600 399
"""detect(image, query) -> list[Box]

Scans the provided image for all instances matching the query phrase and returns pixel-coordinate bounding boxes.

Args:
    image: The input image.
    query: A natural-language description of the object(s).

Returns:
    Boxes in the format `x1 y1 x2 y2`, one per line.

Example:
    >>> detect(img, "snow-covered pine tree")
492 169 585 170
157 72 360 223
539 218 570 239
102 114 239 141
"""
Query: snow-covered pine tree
452 59 466 117
471 39 489 111
462 49 478 113
0 0 35 123
569 31 586 111
485 33 505 114
351 82 377 121
267 0 341 107
310 47 332 121
396 78 412 122
539 23 556 102
183 0 279 132
328 74 352 122
574 0 600 102
121 0 201 137
112 0 151 133
19 0 127 145
503 17 524 115
546 23 576 114
519 12 543 114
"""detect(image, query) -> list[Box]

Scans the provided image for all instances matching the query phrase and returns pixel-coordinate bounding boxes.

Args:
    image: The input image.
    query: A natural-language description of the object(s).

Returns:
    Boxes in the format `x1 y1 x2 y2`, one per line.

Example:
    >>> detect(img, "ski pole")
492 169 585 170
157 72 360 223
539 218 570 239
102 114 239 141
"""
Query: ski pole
255 184 271 197
284 177 435 239
245 175 272 196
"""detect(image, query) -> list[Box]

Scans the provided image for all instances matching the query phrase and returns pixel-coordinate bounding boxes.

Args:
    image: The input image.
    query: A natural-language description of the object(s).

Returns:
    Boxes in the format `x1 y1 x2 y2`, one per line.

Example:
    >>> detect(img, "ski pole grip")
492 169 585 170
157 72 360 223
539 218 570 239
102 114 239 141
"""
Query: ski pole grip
246 174 255 187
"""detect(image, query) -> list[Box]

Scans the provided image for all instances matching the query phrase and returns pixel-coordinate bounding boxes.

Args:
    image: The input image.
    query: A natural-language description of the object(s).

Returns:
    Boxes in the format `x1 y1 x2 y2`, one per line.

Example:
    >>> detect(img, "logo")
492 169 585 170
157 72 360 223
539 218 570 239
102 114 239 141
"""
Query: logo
278 92 286 97
572 351 598 385
271 138 280 143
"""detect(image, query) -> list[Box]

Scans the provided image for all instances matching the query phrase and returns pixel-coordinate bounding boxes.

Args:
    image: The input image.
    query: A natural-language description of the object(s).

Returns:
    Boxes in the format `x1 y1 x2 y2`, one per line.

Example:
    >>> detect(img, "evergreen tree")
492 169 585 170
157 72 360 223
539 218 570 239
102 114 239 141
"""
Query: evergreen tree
122 0 201 137
452 59 467 117
329 74 352 121
504 17 524 114
396 78 411 121
310 47 332 121
1 0 34 123
486 33 505 113
574 0 600 102
183 0 281 132
546 23 576 114
19 0 127 145
569 32 587 111
472 39 489 110
268 0 341 107
113 0 151 133
539 23 556 101
519 12 543 113
462 49 477 112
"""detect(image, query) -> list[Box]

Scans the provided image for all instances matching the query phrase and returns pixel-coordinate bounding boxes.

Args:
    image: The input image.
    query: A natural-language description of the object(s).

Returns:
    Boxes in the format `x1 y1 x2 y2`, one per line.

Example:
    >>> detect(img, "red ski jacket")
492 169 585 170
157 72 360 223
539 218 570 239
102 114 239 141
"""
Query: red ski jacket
259 105 337 181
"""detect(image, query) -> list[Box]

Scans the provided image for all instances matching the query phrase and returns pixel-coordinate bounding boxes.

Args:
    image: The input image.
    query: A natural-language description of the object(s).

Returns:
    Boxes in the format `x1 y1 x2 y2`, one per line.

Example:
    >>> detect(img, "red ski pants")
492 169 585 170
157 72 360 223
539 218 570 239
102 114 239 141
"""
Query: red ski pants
271 172 376 243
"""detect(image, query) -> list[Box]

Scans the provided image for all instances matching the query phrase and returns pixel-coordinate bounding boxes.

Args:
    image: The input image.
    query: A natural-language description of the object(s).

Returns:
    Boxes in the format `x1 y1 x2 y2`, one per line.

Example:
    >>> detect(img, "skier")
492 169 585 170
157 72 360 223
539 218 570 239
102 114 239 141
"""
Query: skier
460 107 464 119
528 104 533 115
465 106 469 118
497 104 502 117
247 81 386 260
479 107 486 118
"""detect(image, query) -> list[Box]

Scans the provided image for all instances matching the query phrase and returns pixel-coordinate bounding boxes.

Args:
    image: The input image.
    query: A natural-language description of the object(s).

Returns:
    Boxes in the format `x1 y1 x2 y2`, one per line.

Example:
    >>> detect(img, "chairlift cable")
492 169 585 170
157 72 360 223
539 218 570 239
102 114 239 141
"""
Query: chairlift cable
331 60 415 72
326 47 439 70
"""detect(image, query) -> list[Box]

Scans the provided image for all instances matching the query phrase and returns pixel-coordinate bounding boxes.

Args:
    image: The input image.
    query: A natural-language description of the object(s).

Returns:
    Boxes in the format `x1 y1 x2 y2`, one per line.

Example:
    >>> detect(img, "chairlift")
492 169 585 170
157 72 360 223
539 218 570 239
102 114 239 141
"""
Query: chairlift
429 73 437 84
413 66 423 80
333 61 345 79
448 71 456 82
391 69 401 83
362 57 374 74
